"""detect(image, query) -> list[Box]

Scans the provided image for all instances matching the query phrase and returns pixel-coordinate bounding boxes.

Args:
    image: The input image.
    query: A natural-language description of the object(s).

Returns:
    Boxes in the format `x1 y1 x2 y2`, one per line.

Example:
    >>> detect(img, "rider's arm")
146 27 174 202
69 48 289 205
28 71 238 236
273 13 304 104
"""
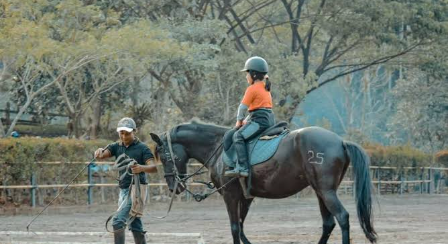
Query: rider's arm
236 103 249 122
237 86 255 122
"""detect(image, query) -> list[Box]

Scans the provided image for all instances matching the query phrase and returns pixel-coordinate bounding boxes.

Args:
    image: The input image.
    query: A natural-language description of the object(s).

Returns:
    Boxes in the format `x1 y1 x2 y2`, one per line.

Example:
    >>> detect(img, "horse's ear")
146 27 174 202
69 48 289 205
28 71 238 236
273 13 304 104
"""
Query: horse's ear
150 133 163 146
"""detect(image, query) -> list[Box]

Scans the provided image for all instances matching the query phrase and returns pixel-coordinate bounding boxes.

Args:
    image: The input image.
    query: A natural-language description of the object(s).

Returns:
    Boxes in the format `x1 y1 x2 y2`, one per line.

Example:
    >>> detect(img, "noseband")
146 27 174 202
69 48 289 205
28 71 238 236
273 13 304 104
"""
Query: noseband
161 130 219 183
154 130 183 219
163 131 181 180
159 129 233 203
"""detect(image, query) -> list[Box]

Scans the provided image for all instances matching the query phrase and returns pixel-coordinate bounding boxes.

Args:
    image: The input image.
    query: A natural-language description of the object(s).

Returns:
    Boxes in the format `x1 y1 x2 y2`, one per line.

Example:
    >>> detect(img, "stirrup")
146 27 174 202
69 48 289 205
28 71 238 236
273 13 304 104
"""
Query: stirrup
239 170 249 177
224 168 240 177
236 162 249 177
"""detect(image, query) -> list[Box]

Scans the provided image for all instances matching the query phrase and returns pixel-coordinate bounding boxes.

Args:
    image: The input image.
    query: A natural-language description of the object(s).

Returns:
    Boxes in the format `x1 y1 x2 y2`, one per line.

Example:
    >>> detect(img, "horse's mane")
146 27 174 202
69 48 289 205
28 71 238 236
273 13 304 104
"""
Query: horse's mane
171 118 229 141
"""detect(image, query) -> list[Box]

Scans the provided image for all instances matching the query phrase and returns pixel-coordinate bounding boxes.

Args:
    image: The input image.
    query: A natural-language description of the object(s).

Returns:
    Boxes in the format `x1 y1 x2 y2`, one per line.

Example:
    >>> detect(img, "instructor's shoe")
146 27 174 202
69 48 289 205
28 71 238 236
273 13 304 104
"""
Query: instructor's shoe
113 227 125 244
132 231 147 244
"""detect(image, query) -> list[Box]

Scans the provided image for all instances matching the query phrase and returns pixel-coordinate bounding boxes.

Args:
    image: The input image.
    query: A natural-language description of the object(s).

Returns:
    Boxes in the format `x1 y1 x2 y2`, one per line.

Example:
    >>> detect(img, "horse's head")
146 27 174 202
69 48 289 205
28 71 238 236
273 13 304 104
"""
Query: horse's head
150 132 187 194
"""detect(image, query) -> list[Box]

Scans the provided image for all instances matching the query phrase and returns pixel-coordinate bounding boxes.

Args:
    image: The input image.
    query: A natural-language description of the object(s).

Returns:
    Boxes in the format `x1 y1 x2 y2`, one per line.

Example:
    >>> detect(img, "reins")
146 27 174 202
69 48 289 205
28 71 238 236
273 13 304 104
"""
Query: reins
155 130 235 219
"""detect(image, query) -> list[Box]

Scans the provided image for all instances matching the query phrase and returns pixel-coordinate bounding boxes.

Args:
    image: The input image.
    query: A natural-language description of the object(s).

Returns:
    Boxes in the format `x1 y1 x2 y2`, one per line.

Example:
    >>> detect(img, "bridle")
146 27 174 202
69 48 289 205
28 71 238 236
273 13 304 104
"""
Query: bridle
162 130 183 181
161 130 219 186
158 130 236 202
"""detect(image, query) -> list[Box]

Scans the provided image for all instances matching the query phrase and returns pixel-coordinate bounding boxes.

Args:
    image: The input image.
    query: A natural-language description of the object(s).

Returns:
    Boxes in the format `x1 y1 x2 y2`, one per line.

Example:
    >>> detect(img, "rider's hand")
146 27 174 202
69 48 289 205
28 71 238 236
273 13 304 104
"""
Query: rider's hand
235 120 243 129
242 119 248 125
94 148 104 159
131 164 143 174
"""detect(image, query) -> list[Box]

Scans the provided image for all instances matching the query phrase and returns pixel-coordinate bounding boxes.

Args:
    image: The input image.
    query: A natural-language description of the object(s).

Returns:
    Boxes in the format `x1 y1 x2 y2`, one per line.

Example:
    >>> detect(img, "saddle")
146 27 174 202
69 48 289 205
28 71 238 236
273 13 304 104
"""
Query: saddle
222 121 289 167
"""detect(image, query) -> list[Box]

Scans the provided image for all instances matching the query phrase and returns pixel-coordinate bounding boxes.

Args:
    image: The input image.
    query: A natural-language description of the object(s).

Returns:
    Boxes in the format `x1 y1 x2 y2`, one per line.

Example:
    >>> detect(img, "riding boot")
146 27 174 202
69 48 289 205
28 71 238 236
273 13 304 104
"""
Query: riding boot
225 163 243 177
113 227 125 244
132 231 147 244
238 164 249 177
225 136 249 178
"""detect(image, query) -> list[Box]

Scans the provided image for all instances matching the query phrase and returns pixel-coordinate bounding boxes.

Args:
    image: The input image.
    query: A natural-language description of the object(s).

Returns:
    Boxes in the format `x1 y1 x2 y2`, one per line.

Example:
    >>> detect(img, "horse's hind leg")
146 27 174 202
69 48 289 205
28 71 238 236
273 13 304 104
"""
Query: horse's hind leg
320 191 350 244
239 198 254 244
317 196 336 244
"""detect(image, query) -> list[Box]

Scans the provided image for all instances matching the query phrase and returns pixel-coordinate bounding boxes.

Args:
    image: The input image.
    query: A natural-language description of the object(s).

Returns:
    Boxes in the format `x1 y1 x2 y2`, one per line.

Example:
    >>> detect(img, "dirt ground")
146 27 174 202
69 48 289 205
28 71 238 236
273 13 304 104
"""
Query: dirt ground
0 194 447 244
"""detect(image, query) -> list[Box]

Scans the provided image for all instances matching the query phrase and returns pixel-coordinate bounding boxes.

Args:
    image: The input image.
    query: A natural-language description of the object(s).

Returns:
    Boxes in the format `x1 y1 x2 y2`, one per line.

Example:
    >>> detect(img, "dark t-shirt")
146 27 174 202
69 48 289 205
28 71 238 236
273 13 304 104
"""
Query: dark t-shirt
107 139 154 189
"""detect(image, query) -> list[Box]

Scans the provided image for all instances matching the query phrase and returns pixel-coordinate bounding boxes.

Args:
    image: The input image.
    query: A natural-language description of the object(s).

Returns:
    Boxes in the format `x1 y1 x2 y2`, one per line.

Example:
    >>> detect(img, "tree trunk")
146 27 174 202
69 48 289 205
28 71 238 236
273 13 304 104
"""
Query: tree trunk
73 114 82 139
90 96 102 139
131 77 140 107
285 95 302 125
6 99 32 136
67 111 83 139
0 117 5 138
5 102 11 126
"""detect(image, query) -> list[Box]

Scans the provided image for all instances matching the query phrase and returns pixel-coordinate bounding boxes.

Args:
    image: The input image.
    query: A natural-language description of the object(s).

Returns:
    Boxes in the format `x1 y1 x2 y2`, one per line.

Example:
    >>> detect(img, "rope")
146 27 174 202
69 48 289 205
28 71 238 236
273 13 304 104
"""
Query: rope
26 158 96 232
105 155 141 233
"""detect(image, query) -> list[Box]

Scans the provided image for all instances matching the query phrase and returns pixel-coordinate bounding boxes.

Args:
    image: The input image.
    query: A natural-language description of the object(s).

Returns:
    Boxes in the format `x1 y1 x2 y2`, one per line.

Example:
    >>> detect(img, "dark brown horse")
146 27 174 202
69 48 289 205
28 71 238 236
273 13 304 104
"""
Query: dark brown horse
150 120 377 244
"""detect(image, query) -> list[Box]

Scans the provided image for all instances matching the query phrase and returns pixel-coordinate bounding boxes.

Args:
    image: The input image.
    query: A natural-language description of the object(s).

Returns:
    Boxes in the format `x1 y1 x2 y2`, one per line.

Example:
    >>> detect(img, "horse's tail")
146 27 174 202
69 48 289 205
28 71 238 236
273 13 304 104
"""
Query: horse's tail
344 141 377 243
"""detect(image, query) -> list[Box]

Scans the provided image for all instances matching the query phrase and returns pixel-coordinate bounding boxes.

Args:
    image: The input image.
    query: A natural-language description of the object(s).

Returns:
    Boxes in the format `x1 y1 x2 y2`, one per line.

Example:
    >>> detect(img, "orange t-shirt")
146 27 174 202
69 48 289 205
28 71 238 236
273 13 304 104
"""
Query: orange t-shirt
241 81 272 111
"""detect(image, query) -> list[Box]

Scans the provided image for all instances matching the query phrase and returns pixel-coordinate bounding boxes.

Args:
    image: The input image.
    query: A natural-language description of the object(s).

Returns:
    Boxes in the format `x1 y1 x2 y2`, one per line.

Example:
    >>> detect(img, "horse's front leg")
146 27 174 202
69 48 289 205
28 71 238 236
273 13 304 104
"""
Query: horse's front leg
224 193 243 244
239 198 254 244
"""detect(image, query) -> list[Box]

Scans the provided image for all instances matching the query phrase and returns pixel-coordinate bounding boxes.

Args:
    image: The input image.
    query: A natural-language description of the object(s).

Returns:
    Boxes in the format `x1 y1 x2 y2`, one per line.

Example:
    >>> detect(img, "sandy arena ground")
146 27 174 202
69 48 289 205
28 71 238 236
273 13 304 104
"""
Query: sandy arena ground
0 194 447 244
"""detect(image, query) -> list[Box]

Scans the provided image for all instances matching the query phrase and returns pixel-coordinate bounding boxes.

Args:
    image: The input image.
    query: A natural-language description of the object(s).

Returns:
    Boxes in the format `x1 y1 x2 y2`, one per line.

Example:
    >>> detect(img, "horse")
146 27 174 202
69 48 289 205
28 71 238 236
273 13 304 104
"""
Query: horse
150 120 377 244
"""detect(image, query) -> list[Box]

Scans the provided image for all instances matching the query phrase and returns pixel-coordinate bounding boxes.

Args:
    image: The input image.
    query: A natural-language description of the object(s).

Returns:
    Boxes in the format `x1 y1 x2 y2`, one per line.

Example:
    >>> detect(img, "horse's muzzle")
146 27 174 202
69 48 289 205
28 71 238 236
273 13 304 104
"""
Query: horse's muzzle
169 182 186 195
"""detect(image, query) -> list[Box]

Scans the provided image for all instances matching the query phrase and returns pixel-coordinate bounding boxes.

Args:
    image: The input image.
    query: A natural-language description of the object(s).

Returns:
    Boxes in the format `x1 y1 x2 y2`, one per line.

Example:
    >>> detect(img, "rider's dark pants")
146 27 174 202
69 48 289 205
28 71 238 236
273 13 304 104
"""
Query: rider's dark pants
233 109 275 169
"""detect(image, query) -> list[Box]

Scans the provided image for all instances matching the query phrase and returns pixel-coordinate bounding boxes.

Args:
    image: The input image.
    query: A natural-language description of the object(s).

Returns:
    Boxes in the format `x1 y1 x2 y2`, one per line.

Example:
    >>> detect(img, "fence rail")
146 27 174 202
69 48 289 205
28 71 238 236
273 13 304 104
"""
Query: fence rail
1 161 447 207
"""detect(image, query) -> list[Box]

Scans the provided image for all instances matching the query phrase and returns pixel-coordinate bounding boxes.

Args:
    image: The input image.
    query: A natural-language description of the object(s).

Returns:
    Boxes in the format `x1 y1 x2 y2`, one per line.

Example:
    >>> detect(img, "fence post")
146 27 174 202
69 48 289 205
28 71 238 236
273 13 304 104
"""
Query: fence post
100 171 105 203
429 168 434 194
427 168 431 194
186 184 191 202
420 167 424 194
87 163 93 205
377 167 381 195
352 168 355 197
399 171 403 195
344 180 348 195
439 169 445 194
30 169 36 207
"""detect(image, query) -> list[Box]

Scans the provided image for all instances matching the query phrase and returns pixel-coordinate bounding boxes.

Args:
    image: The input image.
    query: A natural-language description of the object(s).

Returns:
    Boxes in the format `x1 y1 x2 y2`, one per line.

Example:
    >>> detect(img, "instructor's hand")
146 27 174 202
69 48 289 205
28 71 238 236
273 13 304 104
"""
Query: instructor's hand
94 148 104 159
131 164 144 174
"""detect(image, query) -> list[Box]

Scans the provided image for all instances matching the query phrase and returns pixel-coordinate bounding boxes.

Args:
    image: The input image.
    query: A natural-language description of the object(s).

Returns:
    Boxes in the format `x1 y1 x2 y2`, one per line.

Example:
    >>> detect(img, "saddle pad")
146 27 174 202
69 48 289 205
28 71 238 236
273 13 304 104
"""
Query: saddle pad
222 130 288 167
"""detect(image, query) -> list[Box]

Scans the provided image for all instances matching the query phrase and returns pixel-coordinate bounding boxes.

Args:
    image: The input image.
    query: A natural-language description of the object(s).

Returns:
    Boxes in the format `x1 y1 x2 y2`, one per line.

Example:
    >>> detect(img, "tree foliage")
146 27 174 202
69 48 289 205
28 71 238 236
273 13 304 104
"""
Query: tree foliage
390 68 448 153
0 0 446 160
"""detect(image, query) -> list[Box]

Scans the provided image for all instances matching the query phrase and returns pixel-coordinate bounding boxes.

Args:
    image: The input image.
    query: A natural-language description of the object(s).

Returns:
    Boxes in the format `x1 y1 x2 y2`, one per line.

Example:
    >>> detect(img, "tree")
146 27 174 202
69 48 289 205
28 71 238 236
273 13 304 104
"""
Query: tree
206 0 448 122
318 66 396 141
2 0 447 143
390 68 448 154
0 0 108 137
146 17 227 120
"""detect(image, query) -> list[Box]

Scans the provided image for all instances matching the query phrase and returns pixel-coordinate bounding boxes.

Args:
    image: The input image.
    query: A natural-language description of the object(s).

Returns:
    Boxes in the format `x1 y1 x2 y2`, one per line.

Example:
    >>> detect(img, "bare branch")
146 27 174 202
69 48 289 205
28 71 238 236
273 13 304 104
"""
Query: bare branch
225 0 277 34
307 42 423 94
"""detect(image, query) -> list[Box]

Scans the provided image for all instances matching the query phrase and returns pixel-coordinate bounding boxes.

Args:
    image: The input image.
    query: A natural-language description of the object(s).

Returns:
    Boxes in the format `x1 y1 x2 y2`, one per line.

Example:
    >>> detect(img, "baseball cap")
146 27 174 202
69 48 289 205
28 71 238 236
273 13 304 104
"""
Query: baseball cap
117 117 136 132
